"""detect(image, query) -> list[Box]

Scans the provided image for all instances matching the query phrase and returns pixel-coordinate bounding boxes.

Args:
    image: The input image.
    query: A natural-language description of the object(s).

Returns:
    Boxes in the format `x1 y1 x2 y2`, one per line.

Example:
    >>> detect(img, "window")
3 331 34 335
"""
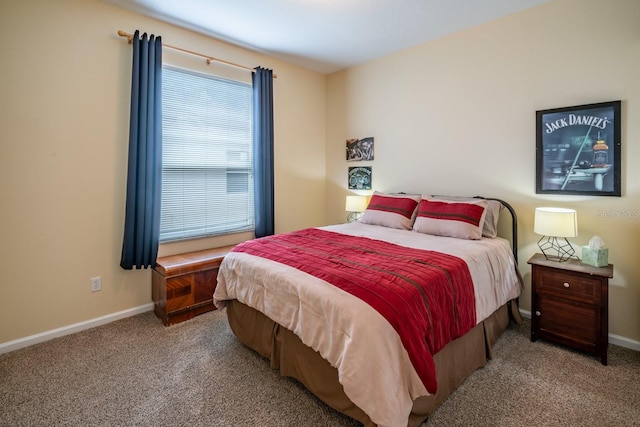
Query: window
160 66 254 242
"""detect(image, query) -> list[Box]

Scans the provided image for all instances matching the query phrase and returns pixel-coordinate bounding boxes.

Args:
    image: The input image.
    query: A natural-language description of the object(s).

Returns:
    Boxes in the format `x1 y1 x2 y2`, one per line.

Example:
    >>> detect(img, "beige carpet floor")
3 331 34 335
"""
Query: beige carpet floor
1 308 638 426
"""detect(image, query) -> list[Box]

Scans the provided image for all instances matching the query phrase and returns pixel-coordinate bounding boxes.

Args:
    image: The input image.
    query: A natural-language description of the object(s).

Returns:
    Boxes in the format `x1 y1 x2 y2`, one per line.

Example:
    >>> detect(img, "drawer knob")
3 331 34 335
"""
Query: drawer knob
535 311 541 316
563 282 570 288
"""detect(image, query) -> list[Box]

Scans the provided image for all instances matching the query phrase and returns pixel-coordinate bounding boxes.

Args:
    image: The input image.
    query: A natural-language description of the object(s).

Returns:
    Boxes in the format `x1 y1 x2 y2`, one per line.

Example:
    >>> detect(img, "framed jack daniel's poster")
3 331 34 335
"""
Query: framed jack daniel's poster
536 100 621 196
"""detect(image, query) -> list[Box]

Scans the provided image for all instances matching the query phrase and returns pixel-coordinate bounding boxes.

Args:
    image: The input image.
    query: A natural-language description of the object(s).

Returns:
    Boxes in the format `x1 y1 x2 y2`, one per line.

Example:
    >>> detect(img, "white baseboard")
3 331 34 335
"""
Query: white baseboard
2 304 637 355
0 303 154 355
519 309 640 352
520 309 532 319
608 333 640 352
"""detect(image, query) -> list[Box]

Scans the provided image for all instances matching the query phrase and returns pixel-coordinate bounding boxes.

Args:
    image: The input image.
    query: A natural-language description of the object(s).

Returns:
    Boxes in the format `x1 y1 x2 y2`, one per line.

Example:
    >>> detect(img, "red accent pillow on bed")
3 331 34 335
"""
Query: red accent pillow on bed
359 193 420 230
430 196 503 238
413 199 488 240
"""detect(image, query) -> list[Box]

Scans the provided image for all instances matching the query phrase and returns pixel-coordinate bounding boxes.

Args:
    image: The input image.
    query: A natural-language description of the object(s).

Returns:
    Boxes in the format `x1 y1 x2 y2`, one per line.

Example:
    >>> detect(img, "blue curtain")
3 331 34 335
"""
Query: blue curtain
252 67 275 238
120 31 163 270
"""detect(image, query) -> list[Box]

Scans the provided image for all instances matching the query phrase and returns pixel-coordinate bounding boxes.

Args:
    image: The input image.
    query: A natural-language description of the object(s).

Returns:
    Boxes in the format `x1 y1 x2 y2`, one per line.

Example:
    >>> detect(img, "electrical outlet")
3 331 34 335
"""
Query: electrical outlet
91 276 102 292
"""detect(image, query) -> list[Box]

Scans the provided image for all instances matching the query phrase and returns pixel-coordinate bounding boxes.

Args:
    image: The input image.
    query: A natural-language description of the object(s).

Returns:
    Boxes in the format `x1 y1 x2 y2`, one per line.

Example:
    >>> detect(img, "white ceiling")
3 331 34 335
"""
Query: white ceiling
104 0 550 74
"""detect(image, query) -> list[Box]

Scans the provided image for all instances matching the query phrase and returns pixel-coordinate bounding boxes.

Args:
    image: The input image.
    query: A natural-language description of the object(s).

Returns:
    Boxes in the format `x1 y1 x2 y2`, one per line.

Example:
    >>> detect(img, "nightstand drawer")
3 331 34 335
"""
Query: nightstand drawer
536 268 600 302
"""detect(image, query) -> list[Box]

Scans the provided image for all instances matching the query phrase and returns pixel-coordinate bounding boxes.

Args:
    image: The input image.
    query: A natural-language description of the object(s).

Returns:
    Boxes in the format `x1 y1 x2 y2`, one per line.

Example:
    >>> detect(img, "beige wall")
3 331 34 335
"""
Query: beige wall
0 0 326 344
2 0 638 350
326 0 640 344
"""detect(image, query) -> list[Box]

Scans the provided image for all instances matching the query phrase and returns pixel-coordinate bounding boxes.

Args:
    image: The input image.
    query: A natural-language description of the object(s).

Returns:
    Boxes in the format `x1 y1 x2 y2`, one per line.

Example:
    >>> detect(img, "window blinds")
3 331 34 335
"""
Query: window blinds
160 66 254 242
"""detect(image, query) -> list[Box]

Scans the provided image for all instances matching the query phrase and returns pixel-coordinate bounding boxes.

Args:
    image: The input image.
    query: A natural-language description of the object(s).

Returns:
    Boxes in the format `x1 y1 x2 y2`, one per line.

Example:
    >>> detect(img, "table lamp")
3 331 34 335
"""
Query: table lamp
345 195 368 222
534 207 578 262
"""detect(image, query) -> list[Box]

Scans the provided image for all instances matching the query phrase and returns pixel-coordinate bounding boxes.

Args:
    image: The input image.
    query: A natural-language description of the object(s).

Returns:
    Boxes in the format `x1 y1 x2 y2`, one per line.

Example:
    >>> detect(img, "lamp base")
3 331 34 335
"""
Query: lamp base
538 236 576 262
347 212 363 223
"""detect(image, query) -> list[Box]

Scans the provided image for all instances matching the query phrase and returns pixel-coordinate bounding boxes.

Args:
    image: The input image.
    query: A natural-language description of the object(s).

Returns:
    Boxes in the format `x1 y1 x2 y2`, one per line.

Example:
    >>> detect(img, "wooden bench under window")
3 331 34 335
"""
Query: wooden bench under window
152 245 235 326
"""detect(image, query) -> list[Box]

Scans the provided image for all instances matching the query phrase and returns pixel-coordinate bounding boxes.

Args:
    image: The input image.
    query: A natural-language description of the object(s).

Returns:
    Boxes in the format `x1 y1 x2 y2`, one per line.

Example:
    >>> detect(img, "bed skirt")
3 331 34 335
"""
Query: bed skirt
225 299 521 427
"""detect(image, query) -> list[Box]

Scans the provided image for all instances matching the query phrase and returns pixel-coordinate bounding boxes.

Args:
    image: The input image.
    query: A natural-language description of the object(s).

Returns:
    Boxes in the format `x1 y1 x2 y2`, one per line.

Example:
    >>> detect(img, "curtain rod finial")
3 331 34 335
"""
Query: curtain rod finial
118 30 133 43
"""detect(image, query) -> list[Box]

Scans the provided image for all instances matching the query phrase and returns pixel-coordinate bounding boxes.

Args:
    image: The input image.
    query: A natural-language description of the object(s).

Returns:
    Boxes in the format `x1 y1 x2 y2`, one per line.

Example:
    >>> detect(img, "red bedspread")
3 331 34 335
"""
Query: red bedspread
232 228 476 393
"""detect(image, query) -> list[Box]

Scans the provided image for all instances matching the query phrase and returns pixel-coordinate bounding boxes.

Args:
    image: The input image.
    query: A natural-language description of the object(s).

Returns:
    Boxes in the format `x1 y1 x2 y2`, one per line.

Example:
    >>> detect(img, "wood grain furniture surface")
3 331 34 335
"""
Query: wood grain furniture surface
528 253 613 365
152 245 235 326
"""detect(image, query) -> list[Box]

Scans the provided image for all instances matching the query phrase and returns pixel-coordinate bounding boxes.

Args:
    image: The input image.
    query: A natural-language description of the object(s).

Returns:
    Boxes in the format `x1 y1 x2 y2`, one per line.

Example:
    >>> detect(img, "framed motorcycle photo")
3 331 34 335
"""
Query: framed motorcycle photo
535 100 621 196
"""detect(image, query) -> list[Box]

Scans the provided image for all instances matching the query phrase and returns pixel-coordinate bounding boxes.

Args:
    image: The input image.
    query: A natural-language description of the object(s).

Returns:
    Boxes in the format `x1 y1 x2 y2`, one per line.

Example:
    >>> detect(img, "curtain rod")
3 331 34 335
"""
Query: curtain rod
117 30 277 78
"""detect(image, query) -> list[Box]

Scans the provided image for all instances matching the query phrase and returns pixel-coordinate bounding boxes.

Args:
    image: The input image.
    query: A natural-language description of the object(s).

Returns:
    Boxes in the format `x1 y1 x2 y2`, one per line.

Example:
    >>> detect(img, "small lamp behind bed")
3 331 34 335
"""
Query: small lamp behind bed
345 195 368 222
534 207 578 262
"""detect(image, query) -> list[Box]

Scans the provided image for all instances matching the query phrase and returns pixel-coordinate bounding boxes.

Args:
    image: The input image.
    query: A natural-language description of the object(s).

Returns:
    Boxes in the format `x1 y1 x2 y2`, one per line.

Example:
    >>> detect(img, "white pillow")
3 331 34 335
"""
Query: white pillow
413 198 488 240
359 192 421 230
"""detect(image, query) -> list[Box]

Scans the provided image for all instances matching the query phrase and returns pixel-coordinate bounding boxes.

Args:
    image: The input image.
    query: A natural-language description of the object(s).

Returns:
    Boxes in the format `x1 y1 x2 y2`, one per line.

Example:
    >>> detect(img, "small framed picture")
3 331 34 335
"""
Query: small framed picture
348 166 372 190
346 137 374 161
536 101 621 196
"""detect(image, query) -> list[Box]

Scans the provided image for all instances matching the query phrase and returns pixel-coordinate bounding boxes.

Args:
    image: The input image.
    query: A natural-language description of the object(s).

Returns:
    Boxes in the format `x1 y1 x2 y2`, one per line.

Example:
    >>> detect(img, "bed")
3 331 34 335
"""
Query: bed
214 194 522 426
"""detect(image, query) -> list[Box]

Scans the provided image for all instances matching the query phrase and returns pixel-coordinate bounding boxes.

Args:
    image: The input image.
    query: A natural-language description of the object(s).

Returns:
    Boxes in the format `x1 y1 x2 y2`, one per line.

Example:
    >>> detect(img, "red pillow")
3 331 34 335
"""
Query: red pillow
360 193 420 230
413 199 487 240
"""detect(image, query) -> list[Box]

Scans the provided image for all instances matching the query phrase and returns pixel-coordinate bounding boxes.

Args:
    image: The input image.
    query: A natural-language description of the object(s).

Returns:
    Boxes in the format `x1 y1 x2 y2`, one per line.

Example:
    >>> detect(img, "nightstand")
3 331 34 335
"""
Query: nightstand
528 253 613 365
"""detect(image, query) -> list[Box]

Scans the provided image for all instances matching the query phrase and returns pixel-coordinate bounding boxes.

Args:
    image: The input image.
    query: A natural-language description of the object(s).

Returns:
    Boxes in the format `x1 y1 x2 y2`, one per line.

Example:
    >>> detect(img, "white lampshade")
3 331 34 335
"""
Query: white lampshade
345 195 368 212
534 207 578 237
